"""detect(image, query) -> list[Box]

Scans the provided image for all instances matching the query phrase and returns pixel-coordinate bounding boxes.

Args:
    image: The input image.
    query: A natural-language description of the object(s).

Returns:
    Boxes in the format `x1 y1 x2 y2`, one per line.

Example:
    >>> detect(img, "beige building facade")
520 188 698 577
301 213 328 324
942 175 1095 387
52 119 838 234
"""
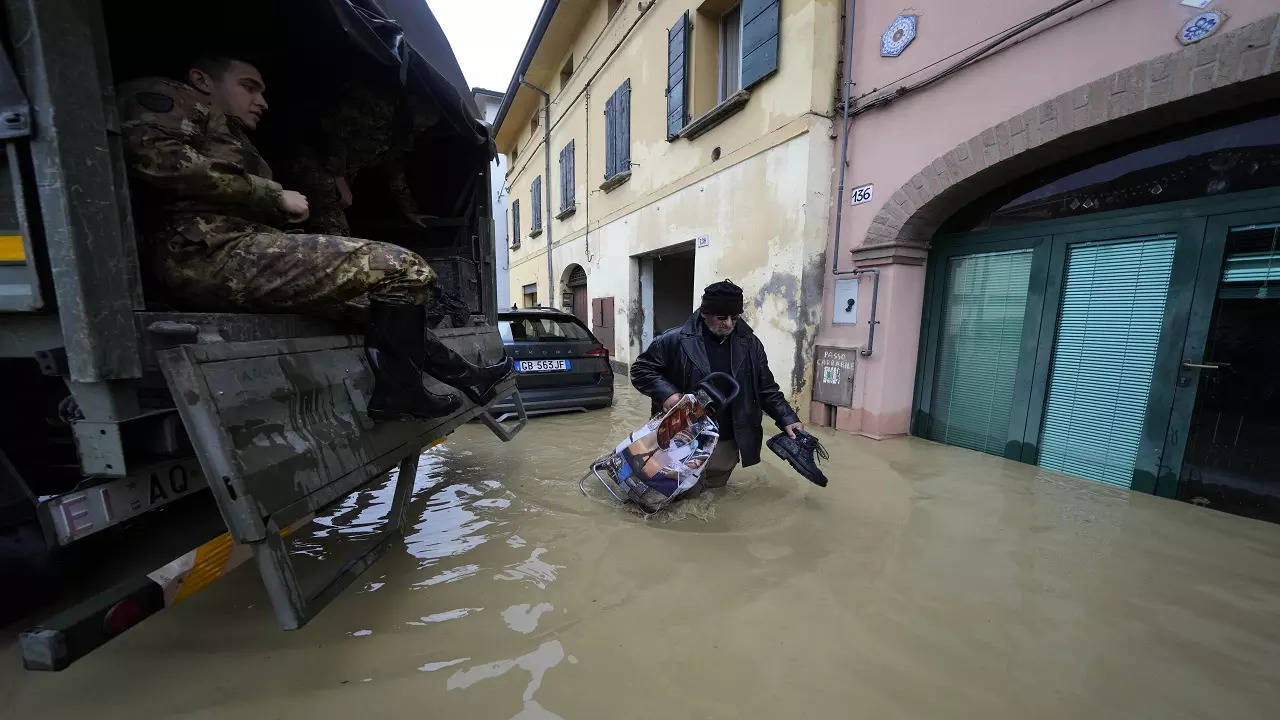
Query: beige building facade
812 0 1280 518
494 0 841 409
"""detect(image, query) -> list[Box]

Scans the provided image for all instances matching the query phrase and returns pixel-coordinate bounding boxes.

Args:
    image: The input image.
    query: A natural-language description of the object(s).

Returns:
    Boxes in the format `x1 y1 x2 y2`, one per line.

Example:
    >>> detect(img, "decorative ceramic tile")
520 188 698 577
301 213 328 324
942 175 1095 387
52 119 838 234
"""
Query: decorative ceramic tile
881 15 918 58
1178 10 1227 45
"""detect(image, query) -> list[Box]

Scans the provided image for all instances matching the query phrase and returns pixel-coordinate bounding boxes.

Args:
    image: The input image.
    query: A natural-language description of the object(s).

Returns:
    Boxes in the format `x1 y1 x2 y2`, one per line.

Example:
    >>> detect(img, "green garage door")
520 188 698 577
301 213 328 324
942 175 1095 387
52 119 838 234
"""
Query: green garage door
929 249 1033 454
1038 235 1177 488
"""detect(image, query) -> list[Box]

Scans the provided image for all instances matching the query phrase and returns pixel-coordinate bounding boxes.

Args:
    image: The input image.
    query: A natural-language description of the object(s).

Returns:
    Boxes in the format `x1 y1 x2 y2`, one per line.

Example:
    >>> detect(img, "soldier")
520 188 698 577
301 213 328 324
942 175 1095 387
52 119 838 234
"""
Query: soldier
117 54 510 422
280 76 428 236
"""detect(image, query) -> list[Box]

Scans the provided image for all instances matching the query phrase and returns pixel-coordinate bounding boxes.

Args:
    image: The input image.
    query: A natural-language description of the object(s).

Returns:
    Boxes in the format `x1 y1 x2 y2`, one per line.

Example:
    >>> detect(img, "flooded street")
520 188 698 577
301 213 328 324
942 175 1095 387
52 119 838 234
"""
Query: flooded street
5 388 1280 719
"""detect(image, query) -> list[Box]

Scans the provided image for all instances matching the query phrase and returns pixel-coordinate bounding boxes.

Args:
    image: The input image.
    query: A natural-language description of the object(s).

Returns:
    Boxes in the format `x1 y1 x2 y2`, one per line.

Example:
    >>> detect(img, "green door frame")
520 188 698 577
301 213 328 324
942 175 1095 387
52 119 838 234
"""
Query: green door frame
1154 208 1280 497
916 187 1280 494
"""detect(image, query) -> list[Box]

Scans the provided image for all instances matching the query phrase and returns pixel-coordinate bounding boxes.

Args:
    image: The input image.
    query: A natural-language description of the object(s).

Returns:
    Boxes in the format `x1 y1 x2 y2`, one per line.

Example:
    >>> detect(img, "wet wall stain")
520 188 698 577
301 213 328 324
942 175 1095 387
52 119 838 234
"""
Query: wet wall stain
752 254 824 398
627 297 645 356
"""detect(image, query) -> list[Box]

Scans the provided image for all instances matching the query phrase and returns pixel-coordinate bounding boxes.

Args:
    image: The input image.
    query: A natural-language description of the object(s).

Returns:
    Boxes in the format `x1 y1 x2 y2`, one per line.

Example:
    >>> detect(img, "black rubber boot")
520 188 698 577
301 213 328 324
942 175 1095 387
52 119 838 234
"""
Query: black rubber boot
421 329 515 406
766 430 830 487
365 301 462 422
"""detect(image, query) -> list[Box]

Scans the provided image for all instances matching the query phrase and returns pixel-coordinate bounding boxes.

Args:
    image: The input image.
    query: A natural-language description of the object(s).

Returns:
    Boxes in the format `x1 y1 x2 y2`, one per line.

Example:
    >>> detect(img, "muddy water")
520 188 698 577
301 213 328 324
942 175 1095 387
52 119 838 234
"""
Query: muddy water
5 389 1280 719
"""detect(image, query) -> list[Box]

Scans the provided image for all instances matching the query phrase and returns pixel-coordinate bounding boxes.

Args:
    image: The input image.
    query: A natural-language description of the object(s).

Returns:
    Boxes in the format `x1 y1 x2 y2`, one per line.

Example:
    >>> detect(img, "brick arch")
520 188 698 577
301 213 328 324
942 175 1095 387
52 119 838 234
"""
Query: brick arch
863 14 1280 252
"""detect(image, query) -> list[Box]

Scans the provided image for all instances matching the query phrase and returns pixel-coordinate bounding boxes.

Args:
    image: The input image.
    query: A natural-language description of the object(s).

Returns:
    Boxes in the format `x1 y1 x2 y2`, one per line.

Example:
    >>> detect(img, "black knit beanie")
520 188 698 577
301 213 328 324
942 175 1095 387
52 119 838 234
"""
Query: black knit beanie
700 279 744 316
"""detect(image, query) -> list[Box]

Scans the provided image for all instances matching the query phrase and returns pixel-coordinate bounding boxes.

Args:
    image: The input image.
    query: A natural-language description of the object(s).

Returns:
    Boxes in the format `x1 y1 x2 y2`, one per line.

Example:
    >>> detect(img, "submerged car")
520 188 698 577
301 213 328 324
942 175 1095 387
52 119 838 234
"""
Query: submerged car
491 308 614 419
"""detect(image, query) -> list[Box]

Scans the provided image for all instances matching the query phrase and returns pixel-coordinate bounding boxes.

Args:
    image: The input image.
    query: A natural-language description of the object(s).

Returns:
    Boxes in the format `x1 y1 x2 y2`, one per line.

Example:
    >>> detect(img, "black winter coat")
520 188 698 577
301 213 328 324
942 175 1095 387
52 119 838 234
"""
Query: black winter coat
630 313 800 467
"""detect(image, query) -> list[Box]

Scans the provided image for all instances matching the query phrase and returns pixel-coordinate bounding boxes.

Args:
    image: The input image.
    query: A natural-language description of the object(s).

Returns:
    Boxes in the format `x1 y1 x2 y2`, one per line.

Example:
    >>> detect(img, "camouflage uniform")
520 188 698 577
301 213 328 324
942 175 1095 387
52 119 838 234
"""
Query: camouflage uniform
281 79 419 236
116 77 434 320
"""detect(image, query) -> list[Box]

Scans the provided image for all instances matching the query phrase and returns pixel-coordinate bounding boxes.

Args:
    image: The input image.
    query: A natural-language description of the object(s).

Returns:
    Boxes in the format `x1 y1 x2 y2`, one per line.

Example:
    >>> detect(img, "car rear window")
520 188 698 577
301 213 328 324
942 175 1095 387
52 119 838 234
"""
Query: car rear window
500 316 592 342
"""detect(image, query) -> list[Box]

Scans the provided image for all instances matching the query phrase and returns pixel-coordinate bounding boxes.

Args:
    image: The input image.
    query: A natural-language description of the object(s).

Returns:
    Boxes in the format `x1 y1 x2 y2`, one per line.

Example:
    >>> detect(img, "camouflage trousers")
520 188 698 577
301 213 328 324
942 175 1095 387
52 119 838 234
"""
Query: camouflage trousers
152 232 435 324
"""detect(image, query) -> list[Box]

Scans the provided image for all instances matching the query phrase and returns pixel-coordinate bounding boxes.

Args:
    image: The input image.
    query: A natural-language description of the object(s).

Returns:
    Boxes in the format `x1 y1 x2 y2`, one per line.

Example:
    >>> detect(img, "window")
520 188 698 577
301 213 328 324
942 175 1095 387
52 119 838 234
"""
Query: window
530 176 543 235
522 284 538 308
530 113 540 136
603 80 631 187
510 200 521 249
558 140 576 217
718 5 741 101
560 56 574 90
685 0 779 126
500 316 592 342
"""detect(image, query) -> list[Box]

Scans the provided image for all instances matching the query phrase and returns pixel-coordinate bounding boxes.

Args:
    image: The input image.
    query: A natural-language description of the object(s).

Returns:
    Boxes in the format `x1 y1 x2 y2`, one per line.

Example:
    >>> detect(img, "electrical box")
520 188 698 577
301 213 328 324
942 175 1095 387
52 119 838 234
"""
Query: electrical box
813 345 857 407
832 277 859 325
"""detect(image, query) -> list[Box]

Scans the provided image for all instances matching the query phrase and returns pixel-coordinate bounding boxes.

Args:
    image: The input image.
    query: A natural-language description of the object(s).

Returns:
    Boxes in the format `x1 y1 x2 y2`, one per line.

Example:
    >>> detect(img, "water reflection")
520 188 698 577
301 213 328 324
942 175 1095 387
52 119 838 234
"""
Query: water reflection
448 640 567 719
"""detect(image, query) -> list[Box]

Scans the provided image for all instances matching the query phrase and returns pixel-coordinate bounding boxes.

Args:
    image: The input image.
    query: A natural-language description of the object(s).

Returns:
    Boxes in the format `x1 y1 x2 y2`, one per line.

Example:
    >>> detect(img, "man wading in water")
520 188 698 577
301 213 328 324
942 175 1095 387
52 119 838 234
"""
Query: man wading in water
630 280 803 494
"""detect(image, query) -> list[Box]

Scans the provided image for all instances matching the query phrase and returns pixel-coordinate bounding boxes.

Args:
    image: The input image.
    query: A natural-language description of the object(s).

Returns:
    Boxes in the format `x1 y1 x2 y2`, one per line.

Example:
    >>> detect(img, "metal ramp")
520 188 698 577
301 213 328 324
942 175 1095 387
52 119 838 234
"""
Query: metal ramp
154 328 524 630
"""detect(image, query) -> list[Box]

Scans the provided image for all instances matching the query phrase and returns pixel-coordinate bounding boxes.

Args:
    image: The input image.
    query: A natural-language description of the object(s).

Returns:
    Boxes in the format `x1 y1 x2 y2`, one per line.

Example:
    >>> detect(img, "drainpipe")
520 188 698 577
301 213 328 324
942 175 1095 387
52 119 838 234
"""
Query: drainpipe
832 0 857 278
826 0 879 357
520 76 554 306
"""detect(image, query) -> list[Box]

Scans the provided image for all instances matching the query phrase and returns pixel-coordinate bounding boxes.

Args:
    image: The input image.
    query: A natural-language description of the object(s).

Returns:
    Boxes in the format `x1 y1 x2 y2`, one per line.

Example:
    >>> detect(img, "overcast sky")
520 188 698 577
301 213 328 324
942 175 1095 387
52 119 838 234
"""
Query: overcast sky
431 0 542 93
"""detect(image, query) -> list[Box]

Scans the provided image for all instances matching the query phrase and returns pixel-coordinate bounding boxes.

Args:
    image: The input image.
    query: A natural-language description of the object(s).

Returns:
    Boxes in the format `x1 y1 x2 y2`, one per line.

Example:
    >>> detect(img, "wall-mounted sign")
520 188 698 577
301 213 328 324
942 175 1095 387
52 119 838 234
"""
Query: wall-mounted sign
697 235 710 248
850 183 874 206
881 15 918 57
813 346 857 407
1178 10 1227 45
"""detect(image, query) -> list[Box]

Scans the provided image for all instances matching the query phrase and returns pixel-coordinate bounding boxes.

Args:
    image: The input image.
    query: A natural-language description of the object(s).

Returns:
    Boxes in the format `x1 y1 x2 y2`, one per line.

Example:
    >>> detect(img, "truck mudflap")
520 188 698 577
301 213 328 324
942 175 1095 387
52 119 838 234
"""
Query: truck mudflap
151 329 524 630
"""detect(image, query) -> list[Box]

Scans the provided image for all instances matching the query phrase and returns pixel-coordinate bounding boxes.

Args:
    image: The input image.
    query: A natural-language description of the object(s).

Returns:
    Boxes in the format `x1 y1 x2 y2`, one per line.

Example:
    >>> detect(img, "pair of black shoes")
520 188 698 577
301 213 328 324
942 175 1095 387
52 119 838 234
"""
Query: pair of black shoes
767 430 830 487
365 300 514 422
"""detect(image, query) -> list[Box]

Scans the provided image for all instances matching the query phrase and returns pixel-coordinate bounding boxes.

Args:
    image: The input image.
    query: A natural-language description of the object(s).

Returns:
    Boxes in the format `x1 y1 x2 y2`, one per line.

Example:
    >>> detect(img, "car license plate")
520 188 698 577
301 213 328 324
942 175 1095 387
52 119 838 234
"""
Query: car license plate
518 359 569 372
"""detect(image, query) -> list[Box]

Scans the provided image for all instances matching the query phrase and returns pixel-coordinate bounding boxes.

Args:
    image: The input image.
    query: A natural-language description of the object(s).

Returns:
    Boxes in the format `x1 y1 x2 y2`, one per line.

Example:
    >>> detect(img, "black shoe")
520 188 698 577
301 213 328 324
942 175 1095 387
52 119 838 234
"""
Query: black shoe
766 430 830 487
421 329 515 406
365 301 462 422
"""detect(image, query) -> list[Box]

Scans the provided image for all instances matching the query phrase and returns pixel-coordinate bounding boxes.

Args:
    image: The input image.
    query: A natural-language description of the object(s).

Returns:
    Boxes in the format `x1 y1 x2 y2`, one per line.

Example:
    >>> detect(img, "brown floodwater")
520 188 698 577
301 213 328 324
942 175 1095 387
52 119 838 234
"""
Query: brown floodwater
4 389 1280 719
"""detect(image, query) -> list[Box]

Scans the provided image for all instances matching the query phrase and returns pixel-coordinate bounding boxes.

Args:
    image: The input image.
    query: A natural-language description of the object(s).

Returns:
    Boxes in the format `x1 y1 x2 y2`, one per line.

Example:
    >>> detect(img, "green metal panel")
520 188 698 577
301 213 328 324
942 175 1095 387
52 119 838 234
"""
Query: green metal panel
927 249 1033 454
1037 235 1177 488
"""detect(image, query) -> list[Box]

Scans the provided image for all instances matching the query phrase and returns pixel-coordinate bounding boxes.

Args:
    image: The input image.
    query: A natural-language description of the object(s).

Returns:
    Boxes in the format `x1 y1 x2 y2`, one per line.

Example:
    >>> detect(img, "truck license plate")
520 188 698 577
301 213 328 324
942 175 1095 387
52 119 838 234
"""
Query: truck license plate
518 359 569 372
39 458 207 546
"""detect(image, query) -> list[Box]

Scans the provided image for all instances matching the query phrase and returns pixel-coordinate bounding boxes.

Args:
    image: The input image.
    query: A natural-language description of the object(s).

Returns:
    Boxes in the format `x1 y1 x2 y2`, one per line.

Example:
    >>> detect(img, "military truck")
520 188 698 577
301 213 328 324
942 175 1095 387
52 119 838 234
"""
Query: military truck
0 0 523 670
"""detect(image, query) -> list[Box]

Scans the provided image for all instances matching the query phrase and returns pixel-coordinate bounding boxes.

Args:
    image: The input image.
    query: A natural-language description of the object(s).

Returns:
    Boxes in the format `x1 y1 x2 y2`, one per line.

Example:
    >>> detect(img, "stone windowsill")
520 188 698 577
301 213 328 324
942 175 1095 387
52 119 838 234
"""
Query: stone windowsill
555 205 577 220
599 170 632 193
679 90 751 141
529 227 543 238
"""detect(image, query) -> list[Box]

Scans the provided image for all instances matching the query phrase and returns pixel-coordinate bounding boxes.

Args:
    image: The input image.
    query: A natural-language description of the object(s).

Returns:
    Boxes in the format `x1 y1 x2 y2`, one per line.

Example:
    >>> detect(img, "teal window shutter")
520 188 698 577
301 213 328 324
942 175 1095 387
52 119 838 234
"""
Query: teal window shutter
666 11 690 140
1038 235 1177 488
740 0 780 89
929 249 1033 455
530 176 542 231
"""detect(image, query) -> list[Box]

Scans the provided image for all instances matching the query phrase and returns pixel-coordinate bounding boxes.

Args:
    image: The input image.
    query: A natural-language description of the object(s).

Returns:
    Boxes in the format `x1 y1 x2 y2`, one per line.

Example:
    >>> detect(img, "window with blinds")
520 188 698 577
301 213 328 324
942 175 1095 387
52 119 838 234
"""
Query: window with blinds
1038 235 1176 488
928 249 1034 455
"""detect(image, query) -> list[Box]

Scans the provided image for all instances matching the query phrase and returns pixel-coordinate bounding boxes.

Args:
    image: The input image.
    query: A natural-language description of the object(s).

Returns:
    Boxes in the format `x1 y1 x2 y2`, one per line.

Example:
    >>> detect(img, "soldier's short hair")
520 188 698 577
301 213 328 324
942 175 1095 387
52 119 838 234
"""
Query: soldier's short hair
189 54 262 79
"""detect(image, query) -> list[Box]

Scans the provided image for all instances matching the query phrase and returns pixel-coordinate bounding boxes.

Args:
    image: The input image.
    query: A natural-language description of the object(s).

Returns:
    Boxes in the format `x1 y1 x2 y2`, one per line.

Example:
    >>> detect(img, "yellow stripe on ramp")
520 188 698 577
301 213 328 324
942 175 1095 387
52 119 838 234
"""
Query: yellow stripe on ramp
0 235 24 262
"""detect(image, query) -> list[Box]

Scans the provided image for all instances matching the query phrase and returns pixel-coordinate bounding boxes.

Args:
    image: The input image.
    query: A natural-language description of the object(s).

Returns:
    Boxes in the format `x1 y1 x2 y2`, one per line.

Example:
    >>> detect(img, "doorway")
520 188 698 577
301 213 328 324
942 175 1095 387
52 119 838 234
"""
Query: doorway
1169 218 1280 522
650 248 695 335
564 264 588 325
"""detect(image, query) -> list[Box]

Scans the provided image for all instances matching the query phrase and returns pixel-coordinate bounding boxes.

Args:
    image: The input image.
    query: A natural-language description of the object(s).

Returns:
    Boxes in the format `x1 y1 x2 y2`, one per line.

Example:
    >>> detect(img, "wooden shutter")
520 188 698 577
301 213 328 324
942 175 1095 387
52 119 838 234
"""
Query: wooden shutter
666 12 690 140
618 80 631 170
531 176 542 230
560 140 575 211
511 200 520 247
604 82 630 179
741 0 780 89
604 90 617 178
1038 235 1177 488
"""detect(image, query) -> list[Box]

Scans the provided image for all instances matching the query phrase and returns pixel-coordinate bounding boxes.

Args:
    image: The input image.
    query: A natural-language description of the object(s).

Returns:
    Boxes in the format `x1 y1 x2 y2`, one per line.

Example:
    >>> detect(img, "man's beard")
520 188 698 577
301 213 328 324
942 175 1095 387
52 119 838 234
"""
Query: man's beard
708 324 733 338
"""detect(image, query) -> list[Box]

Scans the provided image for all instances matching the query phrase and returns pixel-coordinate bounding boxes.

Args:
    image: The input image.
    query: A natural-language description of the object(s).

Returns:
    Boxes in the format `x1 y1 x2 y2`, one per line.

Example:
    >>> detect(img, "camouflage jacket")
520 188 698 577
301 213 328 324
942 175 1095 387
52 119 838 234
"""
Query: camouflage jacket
117 77 288 248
